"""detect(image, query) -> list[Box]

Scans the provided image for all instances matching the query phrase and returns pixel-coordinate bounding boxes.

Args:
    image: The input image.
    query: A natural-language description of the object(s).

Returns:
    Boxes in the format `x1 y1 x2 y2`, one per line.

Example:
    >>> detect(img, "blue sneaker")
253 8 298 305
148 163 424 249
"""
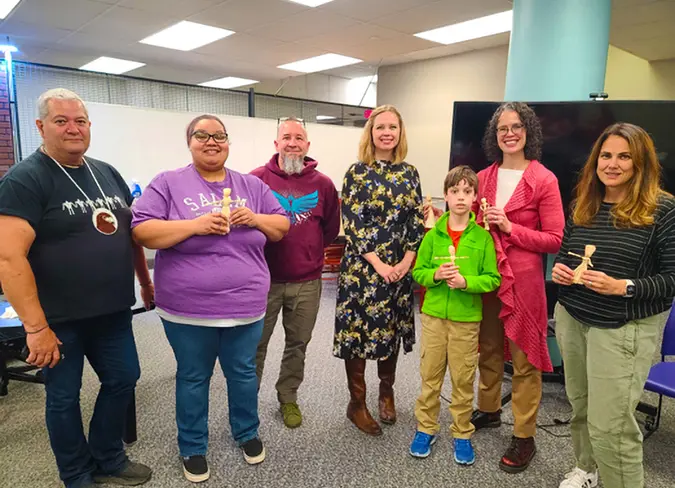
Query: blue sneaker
454 438 475 465
409 431 437 458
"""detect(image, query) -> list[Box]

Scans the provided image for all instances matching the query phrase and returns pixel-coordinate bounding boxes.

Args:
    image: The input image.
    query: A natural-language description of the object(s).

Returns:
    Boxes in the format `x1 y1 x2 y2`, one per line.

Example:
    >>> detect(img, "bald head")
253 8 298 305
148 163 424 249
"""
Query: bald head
275 119 310 174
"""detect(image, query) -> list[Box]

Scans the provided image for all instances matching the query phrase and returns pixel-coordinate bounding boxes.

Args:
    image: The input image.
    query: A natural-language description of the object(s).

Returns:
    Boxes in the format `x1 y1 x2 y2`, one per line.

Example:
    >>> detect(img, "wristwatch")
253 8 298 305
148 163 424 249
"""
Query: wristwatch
624 279 636 298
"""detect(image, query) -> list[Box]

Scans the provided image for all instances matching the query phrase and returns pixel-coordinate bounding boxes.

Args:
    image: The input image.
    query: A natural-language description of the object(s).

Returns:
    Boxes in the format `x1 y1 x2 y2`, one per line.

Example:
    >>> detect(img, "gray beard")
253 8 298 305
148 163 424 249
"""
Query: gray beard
281 155 305 175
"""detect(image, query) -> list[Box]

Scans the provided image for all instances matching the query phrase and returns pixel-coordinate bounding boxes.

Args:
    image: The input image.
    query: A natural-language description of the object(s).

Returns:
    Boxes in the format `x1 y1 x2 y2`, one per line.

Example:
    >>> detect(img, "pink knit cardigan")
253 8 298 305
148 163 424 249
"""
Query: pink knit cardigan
476 160 565 372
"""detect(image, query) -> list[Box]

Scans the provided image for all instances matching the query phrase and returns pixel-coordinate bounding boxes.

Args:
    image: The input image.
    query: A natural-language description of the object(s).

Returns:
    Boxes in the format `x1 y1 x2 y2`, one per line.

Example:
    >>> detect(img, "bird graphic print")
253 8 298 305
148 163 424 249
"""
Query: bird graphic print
272 190 319 225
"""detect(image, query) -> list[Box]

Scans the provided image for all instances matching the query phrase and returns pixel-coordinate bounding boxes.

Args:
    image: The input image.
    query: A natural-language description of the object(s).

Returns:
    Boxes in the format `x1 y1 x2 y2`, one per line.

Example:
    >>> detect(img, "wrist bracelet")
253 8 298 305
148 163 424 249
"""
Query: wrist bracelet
140 282 152 287
26 325 49 335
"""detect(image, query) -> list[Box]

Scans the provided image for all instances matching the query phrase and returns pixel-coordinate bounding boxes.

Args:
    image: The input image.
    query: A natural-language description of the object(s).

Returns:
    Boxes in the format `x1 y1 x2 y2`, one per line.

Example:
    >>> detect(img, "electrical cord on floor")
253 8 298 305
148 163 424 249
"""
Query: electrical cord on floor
439 388 573 438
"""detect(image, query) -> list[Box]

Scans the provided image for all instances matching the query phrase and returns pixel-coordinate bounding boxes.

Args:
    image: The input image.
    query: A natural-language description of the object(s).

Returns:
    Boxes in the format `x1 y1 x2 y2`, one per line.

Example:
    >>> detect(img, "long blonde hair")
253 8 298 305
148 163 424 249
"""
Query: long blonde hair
572 123 667 227
358 105 408 165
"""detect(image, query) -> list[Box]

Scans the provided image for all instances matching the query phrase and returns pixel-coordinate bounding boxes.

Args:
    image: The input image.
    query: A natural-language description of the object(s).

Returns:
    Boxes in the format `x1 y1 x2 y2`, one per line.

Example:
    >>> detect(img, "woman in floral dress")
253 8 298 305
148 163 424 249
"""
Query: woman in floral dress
334 105 424 436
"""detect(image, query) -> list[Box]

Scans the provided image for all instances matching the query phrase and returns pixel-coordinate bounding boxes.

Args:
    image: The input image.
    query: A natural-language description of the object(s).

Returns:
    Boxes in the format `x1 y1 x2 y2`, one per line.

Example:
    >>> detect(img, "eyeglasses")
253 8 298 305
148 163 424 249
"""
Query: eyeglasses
277 117 305 127
497 123 525 136
192 130 229 143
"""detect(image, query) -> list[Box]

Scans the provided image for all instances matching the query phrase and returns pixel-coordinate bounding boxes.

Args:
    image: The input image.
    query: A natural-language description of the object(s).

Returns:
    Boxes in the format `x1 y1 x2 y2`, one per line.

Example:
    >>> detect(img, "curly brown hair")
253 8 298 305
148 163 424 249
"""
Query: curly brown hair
482 102 543 162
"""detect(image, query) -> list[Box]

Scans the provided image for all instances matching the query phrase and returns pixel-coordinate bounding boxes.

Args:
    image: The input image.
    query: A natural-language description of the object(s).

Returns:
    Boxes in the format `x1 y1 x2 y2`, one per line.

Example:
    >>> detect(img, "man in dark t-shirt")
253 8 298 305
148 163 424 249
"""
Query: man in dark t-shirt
0 88 153 488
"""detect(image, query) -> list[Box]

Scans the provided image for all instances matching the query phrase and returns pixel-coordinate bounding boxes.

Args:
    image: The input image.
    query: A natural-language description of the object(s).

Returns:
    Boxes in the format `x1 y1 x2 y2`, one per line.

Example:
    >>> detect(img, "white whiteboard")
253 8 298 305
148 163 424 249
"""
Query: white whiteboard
85 102 362 190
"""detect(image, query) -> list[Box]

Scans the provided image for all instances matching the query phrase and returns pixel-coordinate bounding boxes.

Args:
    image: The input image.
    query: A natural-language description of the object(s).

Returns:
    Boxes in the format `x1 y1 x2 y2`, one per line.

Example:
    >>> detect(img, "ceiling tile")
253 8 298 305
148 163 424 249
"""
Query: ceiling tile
612 0 675 27
117 0 226 18
77 6 181 40
335 34 438 61
194 33 284 58
611 19 674 42
303 22 403 51
7 0 114 31
236 41 327 66
320 0 434 22
188 0 308 32
0 20 74 44
244 8 359 42
371 0 512 34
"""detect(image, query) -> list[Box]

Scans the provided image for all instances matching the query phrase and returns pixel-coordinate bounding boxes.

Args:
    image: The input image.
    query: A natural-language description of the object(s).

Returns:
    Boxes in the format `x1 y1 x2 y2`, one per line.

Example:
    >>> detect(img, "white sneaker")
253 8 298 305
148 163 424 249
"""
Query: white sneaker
559 467 599 488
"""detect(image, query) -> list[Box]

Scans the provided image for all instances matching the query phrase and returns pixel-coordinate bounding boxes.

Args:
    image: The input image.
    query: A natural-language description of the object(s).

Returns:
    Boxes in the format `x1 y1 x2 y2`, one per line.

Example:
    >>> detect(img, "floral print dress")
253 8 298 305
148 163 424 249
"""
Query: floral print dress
334 160 424 360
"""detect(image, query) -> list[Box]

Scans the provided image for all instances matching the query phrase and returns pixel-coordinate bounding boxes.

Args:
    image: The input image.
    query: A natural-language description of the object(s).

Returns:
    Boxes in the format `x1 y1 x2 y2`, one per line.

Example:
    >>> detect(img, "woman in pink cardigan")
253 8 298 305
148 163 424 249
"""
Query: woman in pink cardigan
471 102 565 473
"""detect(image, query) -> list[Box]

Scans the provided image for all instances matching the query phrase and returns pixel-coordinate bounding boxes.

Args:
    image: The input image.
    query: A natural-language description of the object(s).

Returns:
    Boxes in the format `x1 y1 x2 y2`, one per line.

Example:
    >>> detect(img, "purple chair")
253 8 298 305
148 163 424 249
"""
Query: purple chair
643 306 675 438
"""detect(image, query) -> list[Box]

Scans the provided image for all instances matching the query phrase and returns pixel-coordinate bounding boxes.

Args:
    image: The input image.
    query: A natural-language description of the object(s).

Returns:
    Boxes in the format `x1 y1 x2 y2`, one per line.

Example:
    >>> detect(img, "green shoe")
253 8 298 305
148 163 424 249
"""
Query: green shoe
280 402 302 428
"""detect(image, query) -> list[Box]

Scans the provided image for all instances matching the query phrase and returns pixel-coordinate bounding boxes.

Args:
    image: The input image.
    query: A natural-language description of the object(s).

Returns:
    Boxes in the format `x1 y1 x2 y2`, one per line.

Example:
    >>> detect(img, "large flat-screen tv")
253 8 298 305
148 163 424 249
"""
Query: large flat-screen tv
450 101 675 216
449 100 675 310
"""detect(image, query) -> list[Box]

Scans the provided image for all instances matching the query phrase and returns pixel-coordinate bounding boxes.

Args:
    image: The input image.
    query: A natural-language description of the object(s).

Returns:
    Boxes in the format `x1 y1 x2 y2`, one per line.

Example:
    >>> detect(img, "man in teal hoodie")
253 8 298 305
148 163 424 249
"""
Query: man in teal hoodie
410 165 500 464
251 117 340 429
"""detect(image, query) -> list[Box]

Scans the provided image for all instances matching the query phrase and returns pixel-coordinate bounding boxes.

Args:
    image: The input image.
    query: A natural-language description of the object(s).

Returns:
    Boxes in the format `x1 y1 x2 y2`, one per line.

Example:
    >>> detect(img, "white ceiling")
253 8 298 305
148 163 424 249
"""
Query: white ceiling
0 0 673 88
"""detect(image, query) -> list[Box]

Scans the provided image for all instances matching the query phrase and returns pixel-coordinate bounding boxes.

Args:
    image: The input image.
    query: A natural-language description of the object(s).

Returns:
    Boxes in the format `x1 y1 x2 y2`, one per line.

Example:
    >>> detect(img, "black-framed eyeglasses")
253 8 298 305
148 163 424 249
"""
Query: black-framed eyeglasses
497 123 525 136
277 117 305 127
192 130 229 143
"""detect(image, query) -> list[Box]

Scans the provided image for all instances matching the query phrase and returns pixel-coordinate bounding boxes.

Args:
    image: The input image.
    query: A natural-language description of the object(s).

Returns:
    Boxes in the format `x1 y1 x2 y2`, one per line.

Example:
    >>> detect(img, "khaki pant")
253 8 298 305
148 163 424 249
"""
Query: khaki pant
478 293 542 438
415 313 480 439
256 279 322 404
555 303 667 488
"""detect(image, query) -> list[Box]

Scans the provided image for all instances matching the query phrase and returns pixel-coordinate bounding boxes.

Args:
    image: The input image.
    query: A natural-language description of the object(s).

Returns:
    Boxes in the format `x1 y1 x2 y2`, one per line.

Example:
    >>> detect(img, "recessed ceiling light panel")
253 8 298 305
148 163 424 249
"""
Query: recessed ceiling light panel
278 53 362 73
414 10 513 45
140 21 234 51
0 0 21 19
80 56 145 75
287 0 335 6
200 77 259 89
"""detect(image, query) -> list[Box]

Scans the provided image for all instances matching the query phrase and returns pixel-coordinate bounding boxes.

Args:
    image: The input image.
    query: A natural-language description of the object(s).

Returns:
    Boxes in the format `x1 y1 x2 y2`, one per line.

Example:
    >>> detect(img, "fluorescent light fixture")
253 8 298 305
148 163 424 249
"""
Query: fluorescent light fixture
0 44 18 53
79 56 145 75
352 75 377 83
316 115 336 120
200 77 259 89
278 53 362 73
140 21 234 51
0 0 21 19
287 0 335 6
415 10 512 45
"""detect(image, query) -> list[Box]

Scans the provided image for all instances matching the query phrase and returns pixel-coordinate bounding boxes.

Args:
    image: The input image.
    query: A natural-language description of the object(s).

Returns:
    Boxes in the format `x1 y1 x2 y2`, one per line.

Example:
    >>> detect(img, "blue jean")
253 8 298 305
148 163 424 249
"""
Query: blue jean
162 318 264 457
43 309 140 488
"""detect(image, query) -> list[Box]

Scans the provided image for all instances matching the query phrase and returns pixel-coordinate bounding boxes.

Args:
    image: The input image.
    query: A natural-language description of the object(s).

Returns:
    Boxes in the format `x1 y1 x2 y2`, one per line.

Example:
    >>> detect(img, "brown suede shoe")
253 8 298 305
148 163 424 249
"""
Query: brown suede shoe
499 436 536 473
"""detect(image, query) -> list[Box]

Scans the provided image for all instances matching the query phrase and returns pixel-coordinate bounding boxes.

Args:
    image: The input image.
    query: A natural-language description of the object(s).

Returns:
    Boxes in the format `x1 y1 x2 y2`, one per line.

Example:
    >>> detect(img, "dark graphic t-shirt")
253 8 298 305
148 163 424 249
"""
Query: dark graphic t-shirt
0 150 135 324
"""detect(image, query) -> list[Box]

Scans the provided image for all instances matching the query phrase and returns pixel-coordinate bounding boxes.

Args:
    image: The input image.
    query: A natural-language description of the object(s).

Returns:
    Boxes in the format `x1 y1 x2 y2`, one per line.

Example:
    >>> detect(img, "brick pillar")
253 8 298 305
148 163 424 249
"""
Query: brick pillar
0 60 15 178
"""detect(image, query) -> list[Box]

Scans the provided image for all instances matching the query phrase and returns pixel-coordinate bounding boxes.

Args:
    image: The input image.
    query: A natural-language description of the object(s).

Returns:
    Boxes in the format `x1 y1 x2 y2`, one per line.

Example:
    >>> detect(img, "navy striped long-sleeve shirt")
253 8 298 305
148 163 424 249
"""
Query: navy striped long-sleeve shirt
556 195 675 328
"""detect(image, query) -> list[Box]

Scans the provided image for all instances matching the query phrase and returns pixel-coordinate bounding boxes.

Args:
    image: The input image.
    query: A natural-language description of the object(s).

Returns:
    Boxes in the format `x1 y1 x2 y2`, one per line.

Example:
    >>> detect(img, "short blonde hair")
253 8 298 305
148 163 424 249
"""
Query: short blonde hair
358 105 408 164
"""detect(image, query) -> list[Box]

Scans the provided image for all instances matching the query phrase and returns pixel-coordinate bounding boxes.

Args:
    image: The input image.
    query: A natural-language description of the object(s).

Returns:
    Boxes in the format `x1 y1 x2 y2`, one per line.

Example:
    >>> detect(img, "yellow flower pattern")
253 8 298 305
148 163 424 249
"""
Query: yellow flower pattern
333 161 424 360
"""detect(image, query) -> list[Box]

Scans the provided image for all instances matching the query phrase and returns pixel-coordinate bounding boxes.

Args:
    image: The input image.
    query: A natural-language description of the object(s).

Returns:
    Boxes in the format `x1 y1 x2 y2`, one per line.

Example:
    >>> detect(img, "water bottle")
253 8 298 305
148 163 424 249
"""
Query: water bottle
130 179 142 199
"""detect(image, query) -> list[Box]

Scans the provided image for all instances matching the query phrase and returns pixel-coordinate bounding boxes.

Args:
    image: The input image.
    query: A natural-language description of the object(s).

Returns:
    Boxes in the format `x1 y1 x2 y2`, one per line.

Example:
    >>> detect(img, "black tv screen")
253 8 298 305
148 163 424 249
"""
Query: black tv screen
449 100 675 216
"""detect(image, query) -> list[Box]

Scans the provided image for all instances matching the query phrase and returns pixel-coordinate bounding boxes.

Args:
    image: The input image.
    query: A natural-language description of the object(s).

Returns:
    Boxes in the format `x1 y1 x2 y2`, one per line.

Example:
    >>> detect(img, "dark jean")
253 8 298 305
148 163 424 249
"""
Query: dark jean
162 318 264 457
43 309 140 488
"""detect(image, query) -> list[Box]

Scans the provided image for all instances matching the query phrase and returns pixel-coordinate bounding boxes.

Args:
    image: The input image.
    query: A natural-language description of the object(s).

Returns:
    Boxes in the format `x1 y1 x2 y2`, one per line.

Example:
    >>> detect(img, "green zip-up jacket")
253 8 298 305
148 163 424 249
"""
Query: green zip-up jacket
413 211 501 322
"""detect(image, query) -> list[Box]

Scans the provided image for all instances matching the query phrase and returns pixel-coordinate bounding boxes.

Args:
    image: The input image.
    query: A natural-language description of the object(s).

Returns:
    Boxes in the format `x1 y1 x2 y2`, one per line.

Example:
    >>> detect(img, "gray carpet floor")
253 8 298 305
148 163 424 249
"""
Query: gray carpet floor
1 279 674 488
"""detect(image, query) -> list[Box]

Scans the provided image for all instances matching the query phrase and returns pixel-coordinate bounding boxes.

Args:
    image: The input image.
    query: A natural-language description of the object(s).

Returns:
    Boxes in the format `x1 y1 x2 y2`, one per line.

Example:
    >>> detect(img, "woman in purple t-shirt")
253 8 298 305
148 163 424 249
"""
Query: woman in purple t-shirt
131 114 289 482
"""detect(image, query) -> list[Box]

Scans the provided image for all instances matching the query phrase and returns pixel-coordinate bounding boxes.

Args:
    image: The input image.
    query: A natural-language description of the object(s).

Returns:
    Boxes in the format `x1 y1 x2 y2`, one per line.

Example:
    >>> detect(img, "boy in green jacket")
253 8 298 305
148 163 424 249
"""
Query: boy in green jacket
410 165 500 465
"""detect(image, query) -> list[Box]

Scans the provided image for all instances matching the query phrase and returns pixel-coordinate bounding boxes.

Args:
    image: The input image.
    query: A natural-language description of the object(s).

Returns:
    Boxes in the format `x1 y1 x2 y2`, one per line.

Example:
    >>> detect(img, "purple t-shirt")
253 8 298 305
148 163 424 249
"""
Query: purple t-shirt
131 164 286 319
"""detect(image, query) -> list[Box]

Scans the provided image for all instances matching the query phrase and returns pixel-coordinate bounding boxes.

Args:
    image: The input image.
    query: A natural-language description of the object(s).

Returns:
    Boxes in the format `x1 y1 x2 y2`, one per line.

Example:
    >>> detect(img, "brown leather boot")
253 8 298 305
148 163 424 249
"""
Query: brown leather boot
377 356 397 424
345 359 382 436
499 436 536 473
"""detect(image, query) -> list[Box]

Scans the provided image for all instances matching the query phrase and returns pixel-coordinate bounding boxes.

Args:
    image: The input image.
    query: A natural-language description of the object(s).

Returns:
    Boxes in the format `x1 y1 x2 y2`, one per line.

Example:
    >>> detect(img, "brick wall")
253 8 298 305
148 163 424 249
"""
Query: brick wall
0 60 14 178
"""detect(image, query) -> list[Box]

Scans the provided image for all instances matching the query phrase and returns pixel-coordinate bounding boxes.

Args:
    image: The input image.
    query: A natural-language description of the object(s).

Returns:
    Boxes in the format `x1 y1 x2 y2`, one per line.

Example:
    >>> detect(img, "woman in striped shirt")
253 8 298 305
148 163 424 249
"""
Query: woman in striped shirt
552 123 675 488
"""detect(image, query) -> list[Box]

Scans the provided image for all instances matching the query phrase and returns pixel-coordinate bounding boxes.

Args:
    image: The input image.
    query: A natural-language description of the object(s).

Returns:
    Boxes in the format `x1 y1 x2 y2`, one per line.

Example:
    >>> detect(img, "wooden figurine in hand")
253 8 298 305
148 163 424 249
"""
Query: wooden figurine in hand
480 198 490 230
424 195 436 228
221 188 232 219
568 244 596 284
